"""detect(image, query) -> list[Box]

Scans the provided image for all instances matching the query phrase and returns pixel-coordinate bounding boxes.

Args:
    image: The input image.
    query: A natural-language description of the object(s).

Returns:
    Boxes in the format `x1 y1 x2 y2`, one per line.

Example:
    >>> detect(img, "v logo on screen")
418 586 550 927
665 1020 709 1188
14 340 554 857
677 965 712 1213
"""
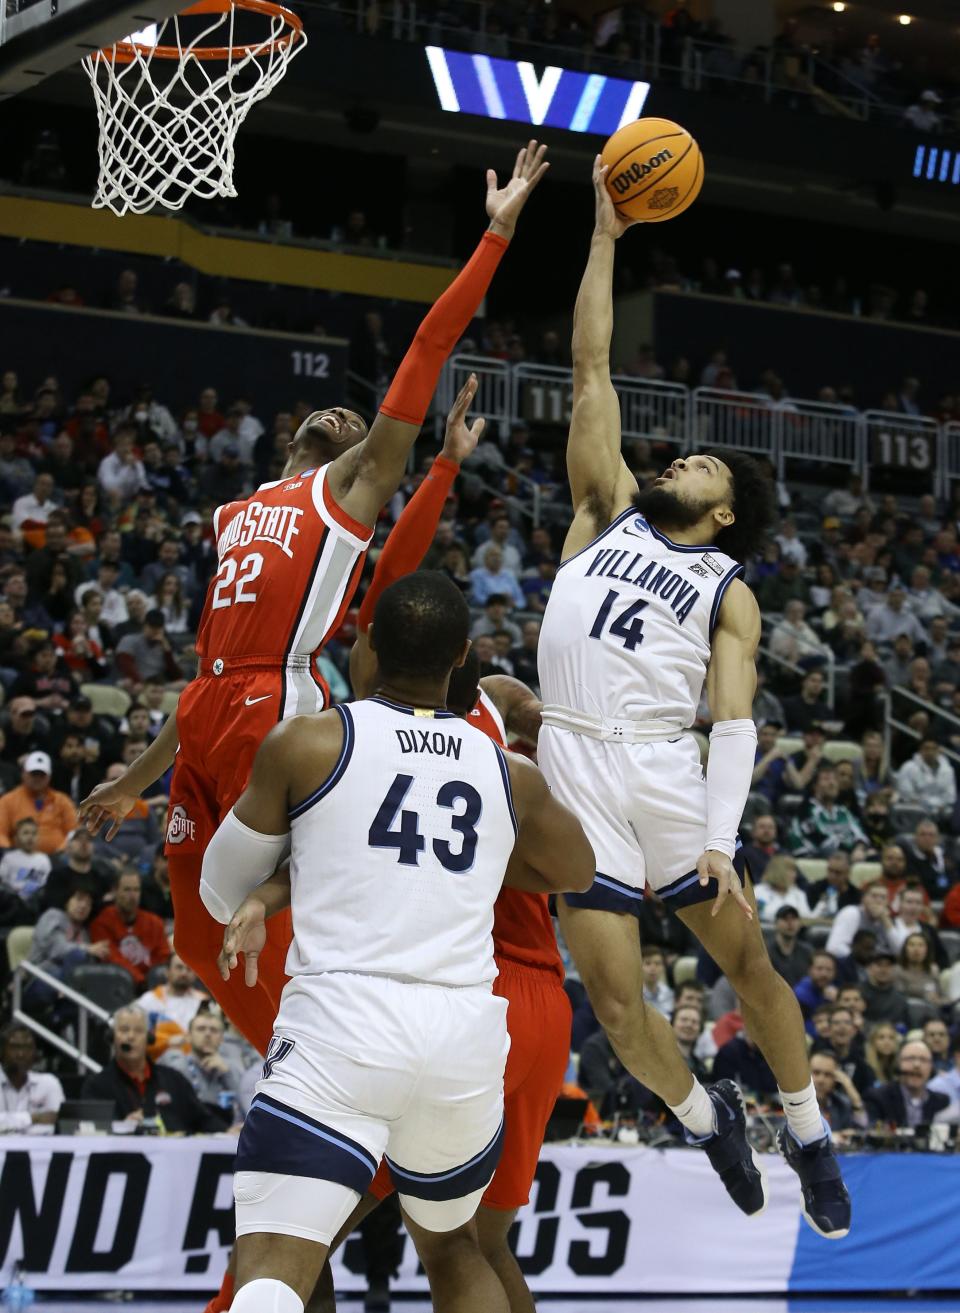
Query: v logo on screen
425 46 650 135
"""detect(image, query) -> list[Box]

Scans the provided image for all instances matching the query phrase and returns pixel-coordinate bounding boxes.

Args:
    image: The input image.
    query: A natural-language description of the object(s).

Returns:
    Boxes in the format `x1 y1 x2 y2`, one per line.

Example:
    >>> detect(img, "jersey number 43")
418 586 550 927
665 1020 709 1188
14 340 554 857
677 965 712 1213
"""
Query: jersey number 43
369 773 482 874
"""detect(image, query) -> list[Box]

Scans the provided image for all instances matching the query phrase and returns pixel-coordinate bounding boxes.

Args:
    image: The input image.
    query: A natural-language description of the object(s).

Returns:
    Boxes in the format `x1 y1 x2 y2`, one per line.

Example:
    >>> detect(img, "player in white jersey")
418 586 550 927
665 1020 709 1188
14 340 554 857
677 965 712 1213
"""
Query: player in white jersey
537 158 851 1241
199 572 593 1313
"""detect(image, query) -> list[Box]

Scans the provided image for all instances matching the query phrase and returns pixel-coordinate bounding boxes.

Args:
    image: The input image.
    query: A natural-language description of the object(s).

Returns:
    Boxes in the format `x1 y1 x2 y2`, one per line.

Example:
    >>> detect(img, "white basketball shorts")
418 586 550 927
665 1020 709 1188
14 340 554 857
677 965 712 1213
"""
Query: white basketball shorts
234 971 509 1240
537 726 745 917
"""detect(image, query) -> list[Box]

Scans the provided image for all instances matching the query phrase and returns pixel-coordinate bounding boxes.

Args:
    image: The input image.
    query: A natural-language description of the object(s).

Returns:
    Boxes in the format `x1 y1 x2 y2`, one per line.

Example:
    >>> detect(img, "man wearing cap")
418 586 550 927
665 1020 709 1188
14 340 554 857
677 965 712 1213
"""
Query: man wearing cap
784 722 827 793
1 697 50 765
768 906 814 987
904 90 942 133
51 694 114 760
115 609 185 690
861 950 910 1028
0 751 77 854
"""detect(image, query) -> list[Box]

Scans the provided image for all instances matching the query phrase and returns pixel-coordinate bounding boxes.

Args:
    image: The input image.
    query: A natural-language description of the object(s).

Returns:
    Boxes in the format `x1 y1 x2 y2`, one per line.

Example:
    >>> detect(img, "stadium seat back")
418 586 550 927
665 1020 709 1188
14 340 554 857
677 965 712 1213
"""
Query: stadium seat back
850 862 882 888
81 683 132 718
68 963 135 1012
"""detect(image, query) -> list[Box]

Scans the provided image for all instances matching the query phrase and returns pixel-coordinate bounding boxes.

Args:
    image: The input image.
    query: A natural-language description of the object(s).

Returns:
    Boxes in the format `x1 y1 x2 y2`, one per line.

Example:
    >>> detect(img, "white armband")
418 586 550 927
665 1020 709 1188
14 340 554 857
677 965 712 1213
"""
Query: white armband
704 719 758 860
199 809 291 925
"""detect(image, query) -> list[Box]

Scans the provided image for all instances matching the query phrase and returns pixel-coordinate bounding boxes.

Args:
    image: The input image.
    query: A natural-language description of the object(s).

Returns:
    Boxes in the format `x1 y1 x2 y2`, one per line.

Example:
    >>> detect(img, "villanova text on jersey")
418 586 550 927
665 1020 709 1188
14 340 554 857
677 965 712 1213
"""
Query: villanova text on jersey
584 547 700 625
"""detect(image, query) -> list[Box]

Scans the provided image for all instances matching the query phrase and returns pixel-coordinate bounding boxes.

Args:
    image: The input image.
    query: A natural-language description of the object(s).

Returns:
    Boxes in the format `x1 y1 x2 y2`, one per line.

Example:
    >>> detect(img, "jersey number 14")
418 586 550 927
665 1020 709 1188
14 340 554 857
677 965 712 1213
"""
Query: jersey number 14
589 589 648 650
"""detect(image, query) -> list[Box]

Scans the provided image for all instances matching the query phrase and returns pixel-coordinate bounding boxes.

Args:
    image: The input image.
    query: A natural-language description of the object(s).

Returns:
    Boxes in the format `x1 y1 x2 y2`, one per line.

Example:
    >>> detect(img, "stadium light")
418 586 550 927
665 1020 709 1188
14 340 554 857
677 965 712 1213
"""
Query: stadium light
831 3 845 12
898 13 912 24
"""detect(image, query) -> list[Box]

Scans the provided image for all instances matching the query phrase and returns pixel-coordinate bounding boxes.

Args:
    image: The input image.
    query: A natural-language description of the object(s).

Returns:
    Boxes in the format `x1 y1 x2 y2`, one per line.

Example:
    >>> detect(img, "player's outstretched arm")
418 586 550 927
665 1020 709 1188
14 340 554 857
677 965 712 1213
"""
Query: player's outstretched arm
349 375 485 698
563 157 639 560
698 578 761 919
480 674 542 745
327 143 548 528
503 753 594 894
78 709 180 840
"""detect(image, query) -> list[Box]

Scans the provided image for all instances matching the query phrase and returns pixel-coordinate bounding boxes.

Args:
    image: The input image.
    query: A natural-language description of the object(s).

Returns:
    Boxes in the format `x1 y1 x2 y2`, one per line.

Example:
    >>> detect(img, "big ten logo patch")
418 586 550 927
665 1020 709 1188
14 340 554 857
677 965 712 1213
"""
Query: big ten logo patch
166 805 197 845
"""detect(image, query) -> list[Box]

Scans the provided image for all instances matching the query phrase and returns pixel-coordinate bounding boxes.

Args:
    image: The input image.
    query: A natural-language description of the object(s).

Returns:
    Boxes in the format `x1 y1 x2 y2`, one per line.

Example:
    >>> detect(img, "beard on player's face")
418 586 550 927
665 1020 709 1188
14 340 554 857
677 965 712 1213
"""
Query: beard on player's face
632 485 717 532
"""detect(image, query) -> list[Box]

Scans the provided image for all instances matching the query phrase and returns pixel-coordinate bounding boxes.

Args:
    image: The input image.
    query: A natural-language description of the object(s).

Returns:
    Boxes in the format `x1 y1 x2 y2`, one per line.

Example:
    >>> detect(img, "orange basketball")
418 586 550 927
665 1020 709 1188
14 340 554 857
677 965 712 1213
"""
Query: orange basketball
601 117 703 223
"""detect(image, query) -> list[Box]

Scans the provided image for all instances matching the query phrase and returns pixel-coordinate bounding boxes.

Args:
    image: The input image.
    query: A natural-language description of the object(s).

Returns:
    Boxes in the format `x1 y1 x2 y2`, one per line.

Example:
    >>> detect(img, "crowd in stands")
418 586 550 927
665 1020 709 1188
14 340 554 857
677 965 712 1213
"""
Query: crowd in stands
0 344 958 1148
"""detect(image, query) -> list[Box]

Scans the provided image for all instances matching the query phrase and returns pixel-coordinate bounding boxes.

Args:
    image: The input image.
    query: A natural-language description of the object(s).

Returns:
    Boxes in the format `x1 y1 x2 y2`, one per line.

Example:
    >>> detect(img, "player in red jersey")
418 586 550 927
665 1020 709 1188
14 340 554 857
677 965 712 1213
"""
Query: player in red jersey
337 432 568 1313
79 140 549 1064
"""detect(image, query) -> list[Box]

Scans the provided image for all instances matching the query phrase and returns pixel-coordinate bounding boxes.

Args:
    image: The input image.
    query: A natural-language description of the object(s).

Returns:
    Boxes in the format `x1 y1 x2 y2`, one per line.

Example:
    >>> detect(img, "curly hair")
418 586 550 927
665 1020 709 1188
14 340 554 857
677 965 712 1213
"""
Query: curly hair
703 448 777 563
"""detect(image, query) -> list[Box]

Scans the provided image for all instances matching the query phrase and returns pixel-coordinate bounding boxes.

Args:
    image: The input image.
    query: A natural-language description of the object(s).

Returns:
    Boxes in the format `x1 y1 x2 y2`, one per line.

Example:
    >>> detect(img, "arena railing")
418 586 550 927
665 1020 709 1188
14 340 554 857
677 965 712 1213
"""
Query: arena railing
11 961 107 1075
438 355 960 497
881 685 960 774
939 421 960 499
690 387 782 463
778 399 865 482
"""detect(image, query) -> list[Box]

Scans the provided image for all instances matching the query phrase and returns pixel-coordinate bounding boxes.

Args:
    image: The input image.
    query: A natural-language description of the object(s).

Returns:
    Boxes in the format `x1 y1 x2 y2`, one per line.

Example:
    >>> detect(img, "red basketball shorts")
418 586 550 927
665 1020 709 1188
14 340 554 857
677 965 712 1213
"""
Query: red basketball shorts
165 667 297 1057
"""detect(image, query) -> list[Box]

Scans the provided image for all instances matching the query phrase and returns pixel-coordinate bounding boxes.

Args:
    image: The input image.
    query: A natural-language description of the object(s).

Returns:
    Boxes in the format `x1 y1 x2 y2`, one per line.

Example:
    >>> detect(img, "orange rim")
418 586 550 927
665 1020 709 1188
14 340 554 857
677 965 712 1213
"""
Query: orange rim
101 0 304 64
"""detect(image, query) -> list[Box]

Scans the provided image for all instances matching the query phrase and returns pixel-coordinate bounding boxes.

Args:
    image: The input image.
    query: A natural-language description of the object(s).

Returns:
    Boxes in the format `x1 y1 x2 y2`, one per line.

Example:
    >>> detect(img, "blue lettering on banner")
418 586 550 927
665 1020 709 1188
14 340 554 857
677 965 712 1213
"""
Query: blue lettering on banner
912 143 960 186
425 46 650 134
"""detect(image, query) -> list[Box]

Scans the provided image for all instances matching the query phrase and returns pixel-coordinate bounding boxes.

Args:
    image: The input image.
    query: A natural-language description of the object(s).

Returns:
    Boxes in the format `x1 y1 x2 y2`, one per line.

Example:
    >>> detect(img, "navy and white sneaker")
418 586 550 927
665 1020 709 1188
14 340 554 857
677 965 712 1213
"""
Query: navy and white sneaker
685 1080 768 1218
778 1121 851 1240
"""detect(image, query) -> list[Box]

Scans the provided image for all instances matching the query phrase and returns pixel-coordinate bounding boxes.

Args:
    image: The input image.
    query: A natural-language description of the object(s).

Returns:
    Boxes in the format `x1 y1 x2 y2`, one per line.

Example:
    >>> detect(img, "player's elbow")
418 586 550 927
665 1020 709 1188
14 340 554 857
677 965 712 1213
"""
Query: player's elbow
553 825 596 893
198 874 232 925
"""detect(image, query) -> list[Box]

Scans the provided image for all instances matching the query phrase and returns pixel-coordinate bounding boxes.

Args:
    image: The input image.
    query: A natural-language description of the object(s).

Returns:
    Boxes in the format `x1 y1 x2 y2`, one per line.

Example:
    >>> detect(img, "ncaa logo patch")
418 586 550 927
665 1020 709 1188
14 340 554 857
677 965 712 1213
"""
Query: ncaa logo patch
166 804 196 845
701 553 725 576
631 517 649 534
688 561 710 578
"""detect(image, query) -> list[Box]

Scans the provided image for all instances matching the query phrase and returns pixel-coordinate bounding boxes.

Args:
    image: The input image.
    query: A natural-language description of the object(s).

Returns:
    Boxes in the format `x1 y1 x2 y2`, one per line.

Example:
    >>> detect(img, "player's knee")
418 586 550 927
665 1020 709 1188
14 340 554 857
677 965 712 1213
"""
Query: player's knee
723 938 779 1000
586 973 645 1040
413 1220 479 1280
231 1277 303 1313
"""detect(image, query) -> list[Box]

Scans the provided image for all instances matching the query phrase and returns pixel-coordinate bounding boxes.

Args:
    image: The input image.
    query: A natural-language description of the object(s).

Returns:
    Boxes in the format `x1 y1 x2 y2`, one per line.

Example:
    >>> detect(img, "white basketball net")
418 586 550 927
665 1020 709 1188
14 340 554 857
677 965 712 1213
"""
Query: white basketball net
83 1 306 216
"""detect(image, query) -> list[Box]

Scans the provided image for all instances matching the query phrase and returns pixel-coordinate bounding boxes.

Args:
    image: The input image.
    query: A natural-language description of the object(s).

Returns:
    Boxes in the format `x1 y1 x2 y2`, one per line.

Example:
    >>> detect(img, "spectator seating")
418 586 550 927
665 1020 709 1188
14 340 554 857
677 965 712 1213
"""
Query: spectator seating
68 964 135 1012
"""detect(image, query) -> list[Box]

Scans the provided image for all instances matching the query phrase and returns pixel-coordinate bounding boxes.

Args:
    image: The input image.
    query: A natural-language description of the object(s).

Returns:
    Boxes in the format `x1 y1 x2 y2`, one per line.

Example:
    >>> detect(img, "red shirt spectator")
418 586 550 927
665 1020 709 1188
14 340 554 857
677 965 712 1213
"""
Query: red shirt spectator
89 870 170 985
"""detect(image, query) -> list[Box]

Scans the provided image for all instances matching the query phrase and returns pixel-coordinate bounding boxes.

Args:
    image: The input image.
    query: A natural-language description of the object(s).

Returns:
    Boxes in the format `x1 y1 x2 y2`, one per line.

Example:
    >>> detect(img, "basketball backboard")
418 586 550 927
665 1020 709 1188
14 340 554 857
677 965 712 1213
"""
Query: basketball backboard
0 0 185 98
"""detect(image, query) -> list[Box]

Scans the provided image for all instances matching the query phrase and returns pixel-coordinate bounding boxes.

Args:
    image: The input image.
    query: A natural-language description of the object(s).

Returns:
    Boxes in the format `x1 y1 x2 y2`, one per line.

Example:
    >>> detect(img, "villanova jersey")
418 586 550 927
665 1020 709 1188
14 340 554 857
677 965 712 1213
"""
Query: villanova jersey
538 510 743 732
195 466 371 667
286 696 519 989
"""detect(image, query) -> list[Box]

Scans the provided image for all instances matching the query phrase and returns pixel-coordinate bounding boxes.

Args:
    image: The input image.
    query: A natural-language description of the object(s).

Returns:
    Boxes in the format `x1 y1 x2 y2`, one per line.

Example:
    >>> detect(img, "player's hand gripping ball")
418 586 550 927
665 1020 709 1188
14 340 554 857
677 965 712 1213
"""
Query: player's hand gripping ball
601 117 703 223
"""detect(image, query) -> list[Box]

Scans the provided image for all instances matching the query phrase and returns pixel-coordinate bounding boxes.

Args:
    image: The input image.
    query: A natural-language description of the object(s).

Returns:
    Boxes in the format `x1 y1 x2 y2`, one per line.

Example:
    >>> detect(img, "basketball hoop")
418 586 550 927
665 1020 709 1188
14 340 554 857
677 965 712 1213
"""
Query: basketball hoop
83 0 306 216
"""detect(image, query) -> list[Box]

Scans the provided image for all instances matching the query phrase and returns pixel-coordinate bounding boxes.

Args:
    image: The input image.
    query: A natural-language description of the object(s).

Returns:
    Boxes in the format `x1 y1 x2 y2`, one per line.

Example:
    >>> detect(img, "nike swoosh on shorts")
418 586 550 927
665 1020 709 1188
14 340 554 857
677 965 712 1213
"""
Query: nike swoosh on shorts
245 695 272 706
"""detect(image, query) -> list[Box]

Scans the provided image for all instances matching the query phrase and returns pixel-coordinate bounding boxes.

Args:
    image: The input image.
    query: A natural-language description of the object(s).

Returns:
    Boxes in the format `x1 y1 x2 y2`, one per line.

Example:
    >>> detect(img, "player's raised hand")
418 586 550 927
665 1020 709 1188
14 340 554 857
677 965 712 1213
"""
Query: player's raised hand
486 140 549 239
593 156 640 240
218 896 268 987
441 374 485 464
696 849 754 921
78 775 140 842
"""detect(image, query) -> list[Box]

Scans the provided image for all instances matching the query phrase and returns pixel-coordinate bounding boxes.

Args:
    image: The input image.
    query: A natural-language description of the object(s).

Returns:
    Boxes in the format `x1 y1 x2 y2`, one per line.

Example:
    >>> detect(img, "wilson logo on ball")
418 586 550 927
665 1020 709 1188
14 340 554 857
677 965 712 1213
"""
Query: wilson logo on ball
611 149 673 194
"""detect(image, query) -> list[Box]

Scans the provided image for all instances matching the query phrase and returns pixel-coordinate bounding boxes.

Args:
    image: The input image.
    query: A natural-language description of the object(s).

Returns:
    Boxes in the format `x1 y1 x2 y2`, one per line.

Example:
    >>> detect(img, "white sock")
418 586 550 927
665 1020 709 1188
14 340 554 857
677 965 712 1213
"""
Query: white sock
231 1277 304 1313
668 1079 716 1138
780 1079 824 1145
